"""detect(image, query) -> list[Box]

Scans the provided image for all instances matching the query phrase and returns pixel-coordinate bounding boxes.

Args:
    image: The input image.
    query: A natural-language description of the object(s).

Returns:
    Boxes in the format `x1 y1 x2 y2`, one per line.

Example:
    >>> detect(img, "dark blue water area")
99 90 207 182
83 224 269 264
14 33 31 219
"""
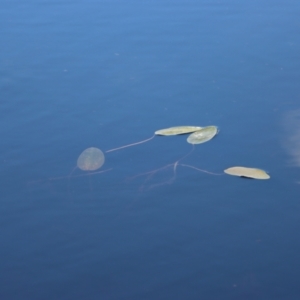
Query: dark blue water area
1 0 300 299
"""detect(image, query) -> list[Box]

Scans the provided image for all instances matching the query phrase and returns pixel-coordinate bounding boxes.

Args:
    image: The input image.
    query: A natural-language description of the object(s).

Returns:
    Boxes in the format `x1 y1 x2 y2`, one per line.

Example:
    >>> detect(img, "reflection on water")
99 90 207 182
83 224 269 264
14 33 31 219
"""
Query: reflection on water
282 109 300 166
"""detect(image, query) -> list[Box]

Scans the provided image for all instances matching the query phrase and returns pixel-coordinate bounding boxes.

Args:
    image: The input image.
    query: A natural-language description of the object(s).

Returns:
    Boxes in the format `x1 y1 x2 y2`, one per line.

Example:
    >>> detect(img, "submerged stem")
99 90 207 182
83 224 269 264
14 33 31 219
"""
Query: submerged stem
106 135 155 153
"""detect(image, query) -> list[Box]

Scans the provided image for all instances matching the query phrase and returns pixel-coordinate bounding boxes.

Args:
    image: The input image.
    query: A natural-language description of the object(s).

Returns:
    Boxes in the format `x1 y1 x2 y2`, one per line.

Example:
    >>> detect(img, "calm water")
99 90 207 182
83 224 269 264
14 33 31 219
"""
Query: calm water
1 0 300 299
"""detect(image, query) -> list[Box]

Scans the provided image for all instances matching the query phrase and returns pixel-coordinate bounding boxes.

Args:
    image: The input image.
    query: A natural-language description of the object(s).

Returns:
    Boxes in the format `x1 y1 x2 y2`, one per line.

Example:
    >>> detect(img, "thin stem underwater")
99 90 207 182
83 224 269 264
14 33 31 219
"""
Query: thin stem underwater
106 135 155 153
126 145 223 190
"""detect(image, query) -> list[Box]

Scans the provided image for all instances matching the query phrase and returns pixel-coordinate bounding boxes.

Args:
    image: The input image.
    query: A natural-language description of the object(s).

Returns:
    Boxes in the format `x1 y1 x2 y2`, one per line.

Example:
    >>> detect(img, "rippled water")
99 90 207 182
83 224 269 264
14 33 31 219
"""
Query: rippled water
1 0 300 299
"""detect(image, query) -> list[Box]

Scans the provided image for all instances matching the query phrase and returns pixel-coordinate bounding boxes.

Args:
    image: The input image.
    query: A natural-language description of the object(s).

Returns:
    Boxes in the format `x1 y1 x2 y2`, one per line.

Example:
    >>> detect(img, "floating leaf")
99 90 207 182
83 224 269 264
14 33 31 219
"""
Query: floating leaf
77 147 105 171
224 166 270 179
187 126 218 144
155 126 202 136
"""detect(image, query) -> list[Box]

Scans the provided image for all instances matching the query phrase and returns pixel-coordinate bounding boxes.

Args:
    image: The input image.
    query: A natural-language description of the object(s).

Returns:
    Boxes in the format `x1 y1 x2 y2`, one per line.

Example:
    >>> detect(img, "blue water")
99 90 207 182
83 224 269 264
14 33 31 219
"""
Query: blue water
1 0 300 299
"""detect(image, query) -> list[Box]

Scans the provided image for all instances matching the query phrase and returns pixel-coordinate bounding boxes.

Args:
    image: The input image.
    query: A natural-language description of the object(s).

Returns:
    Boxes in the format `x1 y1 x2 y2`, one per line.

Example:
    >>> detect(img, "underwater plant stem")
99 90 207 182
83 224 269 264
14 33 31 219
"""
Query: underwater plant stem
106 135 155 153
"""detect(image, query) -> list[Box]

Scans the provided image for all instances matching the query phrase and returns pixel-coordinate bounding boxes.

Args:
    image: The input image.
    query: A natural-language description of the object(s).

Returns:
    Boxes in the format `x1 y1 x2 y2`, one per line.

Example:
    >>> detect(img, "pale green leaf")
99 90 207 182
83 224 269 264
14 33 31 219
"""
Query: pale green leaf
187 126 218 144
224 166 270 179
77 147 105 171
155 126 202 136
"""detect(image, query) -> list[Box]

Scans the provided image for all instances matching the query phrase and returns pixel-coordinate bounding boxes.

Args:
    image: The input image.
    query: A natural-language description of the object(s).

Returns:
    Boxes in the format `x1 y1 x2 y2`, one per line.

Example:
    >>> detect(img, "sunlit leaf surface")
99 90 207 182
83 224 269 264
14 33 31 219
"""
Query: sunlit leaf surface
224 166 270 179
187 126 218 144
155 126 202 136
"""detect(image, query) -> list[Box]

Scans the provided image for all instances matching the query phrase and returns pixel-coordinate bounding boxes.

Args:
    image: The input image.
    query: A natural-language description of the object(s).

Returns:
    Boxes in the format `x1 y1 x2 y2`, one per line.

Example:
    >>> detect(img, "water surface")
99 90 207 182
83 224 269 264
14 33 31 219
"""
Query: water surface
1 0 300 299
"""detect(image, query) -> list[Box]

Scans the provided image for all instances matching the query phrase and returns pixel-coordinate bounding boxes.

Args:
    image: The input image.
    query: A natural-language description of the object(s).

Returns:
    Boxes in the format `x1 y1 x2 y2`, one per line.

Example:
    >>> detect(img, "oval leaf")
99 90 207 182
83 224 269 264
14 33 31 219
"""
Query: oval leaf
187 126 218 144
77 147 105 171
155 126 202 136
224 166 270 179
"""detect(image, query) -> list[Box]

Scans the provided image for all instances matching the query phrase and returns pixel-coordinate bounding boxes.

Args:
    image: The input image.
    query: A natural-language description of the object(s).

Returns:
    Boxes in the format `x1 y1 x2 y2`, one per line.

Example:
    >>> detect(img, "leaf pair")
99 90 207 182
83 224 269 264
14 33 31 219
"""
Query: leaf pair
155 125 218 144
